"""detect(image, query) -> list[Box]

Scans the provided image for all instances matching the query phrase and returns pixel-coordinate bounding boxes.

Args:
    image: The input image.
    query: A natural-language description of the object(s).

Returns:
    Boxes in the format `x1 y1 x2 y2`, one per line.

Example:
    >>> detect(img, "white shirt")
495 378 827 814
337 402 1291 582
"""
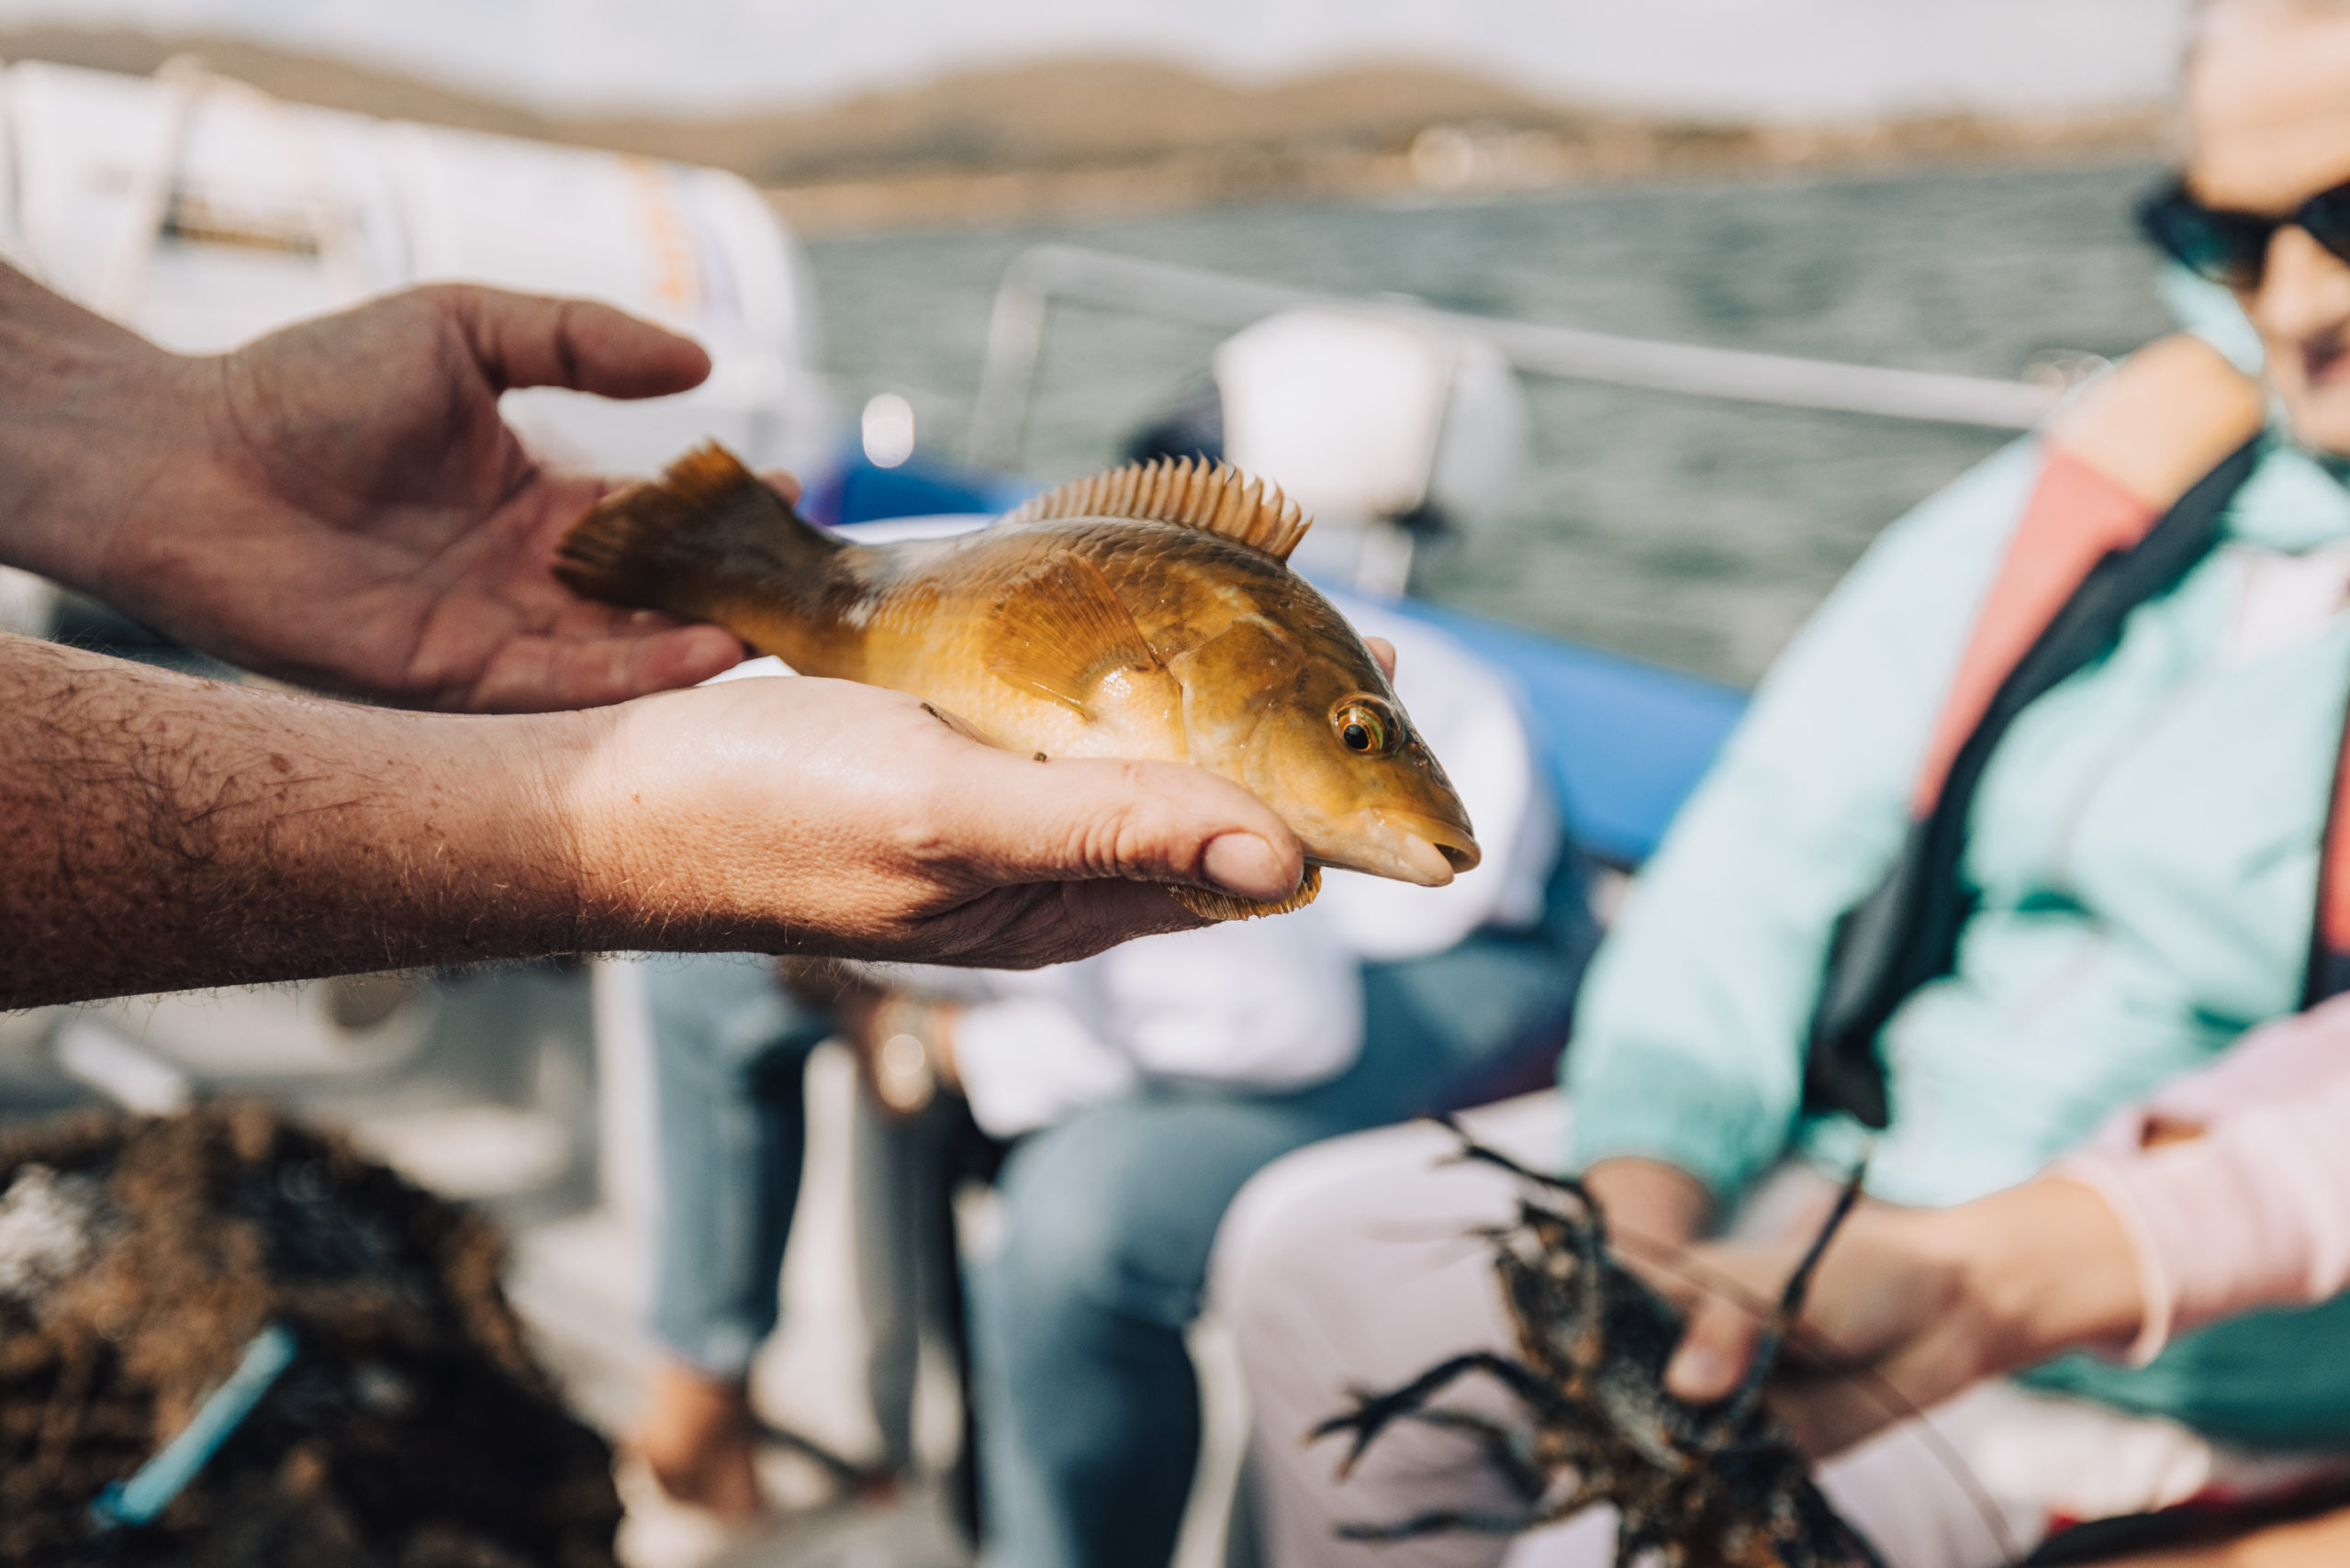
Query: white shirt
925 910 1361 1137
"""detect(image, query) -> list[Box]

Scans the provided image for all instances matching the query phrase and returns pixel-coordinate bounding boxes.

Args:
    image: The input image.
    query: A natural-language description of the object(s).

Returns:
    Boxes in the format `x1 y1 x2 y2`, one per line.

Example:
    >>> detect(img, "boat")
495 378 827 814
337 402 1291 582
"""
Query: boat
0 54 2068 870
0 56 2071 1563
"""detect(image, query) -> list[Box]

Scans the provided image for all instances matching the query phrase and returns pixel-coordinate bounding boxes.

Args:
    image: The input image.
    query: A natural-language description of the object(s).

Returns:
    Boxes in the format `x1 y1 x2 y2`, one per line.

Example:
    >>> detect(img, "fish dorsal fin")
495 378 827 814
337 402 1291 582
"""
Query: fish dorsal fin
983 552 1172 719
1000 458 1312 564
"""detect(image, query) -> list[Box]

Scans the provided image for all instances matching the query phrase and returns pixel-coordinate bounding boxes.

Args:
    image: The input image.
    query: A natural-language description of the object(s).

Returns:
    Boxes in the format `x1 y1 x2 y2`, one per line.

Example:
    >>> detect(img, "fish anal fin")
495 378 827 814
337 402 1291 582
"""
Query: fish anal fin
999 457 1314 564
1169 866 1323 922
982 553 1172 720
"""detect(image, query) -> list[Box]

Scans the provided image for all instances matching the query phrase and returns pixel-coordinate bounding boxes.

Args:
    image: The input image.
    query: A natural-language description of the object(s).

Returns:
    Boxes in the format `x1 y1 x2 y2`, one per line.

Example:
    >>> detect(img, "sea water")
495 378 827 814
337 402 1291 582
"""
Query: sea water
804 158 2172 684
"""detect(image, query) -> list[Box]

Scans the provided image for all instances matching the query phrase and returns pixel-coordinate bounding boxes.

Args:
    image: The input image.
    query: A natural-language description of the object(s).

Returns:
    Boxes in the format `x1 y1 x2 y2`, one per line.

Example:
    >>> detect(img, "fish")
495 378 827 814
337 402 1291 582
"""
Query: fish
554 442 1480 919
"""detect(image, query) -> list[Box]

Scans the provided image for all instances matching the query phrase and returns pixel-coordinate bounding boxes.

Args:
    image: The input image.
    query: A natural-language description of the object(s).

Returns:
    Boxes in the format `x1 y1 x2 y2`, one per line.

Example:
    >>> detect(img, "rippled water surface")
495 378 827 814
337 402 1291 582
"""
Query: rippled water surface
803 159 2173 684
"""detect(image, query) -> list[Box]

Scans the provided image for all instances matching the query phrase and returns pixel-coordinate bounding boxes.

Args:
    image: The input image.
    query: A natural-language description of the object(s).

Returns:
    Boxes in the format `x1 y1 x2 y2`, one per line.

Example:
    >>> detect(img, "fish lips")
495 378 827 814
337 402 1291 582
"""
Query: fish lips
1314 808 1483 887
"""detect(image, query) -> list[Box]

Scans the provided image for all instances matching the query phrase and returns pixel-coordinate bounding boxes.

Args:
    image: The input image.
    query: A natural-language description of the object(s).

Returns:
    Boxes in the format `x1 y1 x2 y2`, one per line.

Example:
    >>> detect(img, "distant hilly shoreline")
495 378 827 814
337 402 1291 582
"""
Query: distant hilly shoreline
0 27 2169 231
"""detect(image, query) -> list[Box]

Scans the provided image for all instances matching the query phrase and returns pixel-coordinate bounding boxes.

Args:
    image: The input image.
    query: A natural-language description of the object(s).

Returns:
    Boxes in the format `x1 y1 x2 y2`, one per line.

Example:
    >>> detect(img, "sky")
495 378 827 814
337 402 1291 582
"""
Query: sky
0 0 2198 121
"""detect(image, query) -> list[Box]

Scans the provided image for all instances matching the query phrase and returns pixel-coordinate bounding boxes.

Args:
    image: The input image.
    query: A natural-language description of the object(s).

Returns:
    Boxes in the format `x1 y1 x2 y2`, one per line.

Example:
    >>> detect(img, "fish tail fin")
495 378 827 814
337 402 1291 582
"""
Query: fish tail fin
555 442 840 622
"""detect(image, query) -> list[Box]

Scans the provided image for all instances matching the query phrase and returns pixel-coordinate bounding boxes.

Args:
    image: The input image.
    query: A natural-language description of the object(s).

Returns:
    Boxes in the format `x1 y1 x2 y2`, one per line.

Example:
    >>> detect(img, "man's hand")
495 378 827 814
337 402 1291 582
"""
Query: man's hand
1656 1178 2144 1458
1 639 1306 1007
0 269 743 711
559 674 1304 968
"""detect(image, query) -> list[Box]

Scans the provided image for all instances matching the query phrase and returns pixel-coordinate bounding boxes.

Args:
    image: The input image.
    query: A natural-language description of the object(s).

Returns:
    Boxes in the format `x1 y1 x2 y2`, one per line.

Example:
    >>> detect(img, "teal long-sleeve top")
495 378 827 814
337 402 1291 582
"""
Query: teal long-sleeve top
1564 395 2350 1446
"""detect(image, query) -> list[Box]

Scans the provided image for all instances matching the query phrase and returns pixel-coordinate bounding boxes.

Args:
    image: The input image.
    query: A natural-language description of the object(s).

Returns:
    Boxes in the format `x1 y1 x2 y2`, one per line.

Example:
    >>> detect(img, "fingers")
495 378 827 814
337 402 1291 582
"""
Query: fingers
440 286 712 401
923 738 1304 904
946 879 1214 969
1366 635 1397 681
464 625 745 712
1665 1294 1765 1404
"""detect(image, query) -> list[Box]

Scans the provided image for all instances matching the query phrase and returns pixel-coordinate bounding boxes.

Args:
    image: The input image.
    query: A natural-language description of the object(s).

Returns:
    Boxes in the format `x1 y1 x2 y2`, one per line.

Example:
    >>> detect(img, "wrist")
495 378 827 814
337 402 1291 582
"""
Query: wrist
535 688 805 955
1932 1176 2146 1376
522 702 661 953
0 264 188 590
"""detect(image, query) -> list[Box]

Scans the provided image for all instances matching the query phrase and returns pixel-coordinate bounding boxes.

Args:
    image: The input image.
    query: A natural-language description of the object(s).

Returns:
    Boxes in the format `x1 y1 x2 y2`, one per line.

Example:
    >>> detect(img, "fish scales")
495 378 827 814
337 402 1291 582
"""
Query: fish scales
555 443 1482 917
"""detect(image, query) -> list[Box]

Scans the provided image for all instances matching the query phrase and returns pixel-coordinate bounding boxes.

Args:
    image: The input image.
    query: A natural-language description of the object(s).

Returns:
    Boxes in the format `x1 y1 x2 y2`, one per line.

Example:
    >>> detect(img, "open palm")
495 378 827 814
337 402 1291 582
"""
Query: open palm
93 285 748 711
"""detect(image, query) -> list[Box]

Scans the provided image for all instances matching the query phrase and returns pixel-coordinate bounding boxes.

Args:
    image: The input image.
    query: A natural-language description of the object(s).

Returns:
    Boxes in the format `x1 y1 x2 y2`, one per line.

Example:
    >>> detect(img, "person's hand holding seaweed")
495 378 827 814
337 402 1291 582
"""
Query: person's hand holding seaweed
1658 1179 2145 1458
0 267 742 711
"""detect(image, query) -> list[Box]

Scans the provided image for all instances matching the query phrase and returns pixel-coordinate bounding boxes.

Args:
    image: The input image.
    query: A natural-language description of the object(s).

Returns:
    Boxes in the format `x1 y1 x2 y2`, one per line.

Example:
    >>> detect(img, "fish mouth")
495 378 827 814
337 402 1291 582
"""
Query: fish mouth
1316 810 1483 887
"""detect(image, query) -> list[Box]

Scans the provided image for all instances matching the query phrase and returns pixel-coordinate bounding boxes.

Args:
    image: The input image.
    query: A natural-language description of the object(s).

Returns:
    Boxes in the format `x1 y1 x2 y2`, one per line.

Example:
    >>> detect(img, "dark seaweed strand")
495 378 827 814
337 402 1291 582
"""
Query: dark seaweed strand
1430 1116 1606 1227
1718 1162 1870 1430
1780 1163 1869 1325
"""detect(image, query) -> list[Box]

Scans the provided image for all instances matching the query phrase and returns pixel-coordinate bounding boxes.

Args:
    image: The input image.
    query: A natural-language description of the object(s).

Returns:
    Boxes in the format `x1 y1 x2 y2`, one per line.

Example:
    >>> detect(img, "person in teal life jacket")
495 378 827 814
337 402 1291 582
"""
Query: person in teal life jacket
1211 4 2350 1565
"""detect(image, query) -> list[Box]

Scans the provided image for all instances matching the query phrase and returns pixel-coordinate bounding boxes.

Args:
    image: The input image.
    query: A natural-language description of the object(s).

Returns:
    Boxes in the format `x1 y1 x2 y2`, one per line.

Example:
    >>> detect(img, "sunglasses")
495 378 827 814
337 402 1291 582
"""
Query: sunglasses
2140 176 2350 290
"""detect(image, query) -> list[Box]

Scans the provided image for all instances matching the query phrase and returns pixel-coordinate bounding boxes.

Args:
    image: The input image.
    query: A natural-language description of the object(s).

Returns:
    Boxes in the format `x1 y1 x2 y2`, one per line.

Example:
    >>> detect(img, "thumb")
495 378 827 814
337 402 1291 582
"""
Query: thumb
929 741 1304 902
442 286 713 401
1666 1294 1766 1404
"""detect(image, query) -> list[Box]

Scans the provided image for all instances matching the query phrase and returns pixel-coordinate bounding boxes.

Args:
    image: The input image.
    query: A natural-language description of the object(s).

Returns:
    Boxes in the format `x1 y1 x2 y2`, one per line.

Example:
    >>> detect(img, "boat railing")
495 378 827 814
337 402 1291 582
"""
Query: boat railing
965 241 2065 470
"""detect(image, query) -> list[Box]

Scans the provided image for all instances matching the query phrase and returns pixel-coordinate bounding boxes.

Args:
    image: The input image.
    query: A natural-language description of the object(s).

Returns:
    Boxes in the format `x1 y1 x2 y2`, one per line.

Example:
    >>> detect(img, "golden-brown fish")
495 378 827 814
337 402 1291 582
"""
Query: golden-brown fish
554 443 1480 917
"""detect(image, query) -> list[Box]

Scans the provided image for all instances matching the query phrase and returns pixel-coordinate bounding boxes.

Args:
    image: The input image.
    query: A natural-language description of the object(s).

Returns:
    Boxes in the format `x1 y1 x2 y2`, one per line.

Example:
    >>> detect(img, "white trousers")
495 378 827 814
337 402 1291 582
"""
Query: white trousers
1210 1102 2350 1568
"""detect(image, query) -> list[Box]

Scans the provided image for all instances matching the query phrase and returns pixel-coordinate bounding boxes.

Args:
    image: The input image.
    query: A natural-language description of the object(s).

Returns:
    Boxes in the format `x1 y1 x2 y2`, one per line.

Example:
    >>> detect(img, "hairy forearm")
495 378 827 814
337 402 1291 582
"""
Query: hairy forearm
1 633 603 1007
6 630 1292 1002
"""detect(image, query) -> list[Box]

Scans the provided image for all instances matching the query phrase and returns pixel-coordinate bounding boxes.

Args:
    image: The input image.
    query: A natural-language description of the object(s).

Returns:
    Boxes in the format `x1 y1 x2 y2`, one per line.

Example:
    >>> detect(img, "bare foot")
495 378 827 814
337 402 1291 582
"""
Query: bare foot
632 1360 764 1521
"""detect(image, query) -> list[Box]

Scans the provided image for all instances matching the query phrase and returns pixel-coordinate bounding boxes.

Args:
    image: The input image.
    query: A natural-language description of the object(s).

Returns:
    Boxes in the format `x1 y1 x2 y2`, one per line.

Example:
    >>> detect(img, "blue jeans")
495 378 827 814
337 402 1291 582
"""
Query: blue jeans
645 955 960 1473
643 863 1595 1562
645 956 832 1381
969 859 1596 1568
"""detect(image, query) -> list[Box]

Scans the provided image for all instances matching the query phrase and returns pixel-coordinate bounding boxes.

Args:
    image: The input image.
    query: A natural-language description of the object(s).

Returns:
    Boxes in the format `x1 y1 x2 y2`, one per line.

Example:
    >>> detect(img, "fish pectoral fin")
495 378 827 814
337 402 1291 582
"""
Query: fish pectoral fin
1169 866 1322 922
982 554 1169 720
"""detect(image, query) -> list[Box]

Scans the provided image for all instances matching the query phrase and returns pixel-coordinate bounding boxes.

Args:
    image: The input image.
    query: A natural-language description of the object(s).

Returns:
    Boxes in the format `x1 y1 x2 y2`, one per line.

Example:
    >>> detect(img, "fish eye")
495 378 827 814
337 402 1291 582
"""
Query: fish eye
1332 698 1400 757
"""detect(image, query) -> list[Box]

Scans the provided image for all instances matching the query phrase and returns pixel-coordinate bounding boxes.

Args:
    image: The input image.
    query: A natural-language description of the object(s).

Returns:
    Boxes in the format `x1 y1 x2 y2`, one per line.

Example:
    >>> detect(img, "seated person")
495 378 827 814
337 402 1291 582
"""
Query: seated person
1663 986 2350 1467
630 600 1596 1568
1212 7 2350 1563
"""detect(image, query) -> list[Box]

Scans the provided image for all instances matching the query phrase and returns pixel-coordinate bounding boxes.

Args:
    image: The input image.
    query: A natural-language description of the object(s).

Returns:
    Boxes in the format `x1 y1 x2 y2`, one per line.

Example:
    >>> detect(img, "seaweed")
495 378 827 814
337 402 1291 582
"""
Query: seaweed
0 1105 620 1568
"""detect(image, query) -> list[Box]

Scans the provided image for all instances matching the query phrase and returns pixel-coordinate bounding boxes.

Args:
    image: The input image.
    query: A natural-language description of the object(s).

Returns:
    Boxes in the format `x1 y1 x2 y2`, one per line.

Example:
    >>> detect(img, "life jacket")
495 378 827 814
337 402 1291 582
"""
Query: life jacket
1800 334 2340 1128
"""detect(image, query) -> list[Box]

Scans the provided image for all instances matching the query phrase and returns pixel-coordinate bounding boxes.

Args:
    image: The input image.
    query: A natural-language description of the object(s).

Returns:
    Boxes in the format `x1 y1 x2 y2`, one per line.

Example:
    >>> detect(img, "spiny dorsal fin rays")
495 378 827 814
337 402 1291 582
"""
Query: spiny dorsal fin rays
999 457 1313 564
